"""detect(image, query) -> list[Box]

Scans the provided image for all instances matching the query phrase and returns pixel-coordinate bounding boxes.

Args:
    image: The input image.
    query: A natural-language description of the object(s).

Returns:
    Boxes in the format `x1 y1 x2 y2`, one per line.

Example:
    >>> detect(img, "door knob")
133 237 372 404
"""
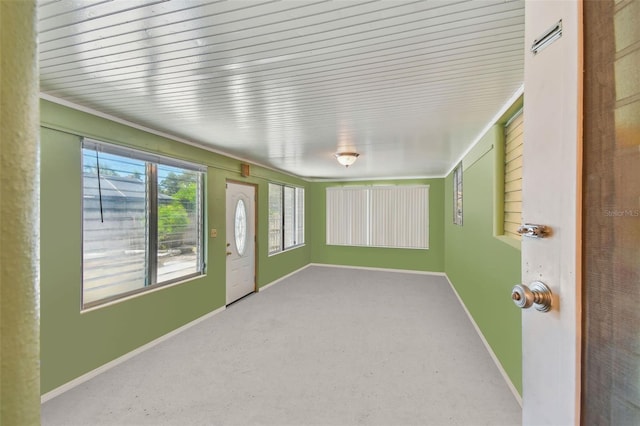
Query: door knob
226 251 232 256
511 281 552 312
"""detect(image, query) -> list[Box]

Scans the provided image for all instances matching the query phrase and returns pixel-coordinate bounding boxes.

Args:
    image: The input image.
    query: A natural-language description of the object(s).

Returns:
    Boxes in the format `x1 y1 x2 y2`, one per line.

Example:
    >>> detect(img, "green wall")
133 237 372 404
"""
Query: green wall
444 125 523 394
40 98 522 399
40 100 310 394
309 179 444 272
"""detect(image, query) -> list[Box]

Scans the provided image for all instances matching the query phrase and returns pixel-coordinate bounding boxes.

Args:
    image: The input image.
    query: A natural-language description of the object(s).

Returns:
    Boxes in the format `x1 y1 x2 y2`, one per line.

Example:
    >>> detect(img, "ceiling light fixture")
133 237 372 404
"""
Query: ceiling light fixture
335 152 360 168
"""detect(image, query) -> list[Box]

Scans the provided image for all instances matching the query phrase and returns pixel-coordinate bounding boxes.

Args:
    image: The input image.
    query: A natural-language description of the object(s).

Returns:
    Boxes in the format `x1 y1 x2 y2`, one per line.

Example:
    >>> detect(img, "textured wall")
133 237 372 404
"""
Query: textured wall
0 0 41 424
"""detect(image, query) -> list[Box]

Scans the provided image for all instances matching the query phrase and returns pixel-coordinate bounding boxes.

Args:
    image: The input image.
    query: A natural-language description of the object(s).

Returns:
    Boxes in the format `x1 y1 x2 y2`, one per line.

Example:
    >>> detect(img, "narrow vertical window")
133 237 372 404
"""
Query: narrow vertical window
453 162 463 226
283 186 295 249
295 187 305 247
268 183 283 253
268 183 305 254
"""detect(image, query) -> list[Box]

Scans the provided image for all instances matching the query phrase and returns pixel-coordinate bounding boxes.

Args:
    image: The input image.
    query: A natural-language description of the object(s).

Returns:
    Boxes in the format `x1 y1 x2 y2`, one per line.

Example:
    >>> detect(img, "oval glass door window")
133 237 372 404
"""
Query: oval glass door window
234 199 247 256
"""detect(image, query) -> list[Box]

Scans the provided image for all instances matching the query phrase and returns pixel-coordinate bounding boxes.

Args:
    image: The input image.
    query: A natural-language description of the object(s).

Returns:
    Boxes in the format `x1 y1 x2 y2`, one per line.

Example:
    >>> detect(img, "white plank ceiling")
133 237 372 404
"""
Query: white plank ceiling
39 0 525 180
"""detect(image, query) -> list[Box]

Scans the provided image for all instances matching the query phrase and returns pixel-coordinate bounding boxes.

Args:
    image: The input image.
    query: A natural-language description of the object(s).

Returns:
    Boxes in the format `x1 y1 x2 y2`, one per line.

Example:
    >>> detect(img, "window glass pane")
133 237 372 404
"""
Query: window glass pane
82 140 205 308
283 186 295 249
295 187 305 245
234 199 247 256
269 183 304 254
453 163 463 226
157 165 202 283
268 183 282 253
82 149 147 305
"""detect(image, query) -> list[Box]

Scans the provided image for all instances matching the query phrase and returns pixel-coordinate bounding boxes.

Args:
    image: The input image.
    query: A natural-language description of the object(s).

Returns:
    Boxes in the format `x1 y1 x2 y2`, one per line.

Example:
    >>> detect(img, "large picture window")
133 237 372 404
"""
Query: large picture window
326 185 429 249
268 183 304 254
82 139 206 308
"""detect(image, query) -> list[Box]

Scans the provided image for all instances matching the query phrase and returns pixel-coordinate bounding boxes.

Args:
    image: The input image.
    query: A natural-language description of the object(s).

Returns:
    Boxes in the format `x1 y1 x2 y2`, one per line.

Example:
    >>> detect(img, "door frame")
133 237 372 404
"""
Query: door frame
225 179 258 304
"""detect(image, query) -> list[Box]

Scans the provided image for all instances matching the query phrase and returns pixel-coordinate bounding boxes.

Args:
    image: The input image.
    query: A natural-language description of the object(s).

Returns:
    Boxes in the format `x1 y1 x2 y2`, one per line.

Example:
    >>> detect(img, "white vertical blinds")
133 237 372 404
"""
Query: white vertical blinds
371 186 429 248
326 185 429 249
326 187 369 246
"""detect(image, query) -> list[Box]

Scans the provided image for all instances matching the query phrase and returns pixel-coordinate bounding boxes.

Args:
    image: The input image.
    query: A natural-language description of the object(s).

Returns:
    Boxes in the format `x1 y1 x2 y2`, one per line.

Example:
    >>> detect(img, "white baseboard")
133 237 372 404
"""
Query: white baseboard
309 262 447 277
259 263 311 292
41 306 226 404
443 274 523 407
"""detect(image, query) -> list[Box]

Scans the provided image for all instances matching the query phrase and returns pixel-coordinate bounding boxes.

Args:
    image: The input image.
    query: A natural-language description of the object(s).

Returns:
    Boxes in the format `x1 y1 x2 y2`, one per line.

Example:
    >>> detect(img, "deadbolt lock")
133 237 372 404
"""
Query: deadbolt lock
517 223 551 238
512 281 552 312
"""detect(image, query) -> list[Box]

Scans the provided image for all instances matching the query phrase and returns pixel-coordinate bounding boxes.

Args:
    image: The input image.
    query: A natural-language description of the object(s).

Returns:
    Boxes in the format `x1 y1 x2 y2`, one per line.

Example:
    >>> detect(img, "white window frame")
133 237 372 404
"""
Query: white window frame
268 183 305 255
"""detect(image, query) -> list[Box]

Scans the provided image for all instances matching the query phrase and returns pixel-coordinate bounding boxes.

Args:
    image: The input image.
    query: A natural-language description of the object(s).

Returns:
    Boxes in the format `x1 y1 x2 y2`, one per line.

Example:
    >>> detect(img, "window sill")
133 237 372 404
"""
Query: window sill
268 243 306 257
326 243 429 250
81 273 206 313
494 235 521 250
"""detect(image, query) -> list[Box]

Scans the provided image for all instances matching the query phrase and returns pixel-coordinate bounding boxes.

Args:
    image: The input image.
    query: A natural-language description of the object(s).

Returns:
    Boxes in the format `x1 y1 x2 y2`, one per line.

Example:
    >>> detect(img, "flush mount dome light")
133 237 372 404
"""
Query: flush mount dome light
335 152 360 167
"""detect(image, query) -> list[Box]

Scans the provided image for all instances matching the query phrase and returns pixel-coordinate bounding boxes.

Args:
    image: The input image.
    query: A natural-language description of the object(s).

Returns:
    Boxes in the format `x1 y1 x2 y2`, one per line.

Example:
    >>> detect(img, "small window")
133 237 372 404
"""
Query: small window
82 139 206 308
268 183 305 254
504 109 524 239
452 162 463 226
234 199 247 256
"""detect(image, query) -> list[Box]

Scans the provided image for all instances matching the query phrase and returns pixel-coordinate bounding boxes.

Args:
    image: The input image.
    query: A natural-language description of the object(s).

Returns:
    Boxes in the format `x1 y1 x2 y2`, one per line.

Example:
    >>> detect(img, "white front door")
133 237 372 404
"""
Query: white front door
520 2 582 425
225 182 256 305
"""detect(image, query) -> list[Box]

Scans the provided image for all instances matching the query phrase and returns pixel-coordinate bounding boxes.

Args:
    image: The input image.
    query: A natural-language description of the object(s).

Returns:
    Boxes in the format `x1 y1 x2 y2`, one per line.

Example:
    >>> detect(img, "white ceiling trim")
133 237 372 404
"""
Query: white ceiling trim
306 175 444 183
39 92 305 181
41 85 525 182
445 83 525 177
